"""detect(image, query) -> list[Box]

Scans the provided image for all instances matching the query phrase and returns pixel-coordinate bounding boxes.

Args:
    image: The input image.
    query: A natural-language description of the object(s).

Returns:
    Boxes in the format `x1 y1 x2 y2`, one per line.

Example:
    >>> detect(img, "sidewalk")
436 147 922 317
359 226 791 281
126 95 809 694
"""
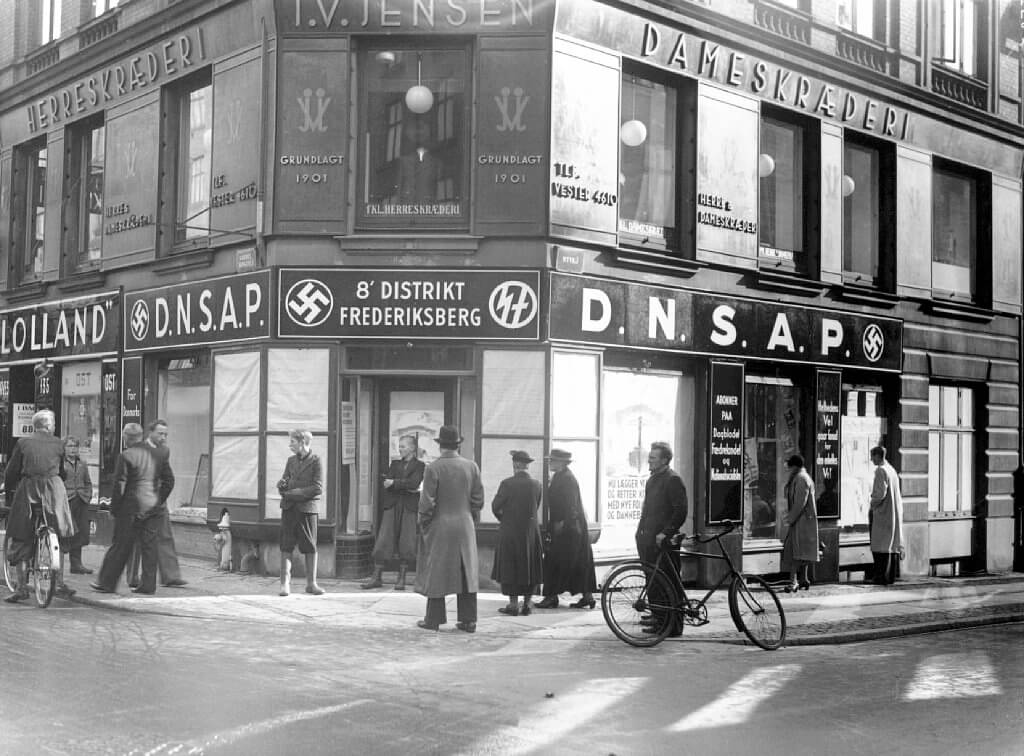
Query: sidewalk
55 544 1024 647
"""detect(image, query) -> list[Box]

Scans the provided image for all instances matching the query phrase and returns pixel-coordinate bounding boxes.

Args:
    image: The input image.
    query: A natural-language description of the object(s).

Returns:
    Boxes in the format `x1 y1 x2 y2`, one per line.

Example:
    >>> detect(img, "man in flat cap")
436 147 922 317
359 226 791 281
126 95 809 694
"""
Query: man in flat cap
415 425 484 633
490 450 544 617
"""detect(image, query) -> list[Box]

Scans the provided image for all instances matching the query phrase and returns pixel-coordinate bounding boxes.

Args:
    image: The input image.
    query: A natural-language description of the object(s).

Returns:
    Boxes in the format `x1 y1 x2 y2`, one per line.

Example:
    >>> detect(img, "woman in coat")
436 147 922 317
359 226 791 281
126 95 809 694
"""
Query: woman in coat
781 453 819 592
415 425 484 633
490 450 544 616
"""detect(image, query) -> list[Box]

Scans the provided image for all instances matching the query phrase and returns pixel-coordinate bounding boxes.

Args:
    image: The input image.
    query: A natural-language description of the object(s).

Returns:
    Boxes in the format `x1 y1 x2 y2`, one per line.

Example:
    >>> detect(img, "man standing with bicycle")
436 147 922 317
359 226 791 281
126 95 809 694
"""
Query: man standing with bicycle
636 441 688 636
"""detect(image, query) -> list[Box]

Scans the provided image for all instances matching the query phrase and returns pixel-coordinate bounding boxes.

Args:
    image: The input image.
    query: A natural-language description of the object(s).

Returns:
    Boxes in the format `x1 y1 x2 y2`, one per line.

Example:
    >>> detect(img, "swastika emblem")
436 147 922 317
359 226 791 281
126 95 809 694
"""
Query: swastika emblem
285 279 333 327
862 323 885 363
488 281 538 330
130 300 150 342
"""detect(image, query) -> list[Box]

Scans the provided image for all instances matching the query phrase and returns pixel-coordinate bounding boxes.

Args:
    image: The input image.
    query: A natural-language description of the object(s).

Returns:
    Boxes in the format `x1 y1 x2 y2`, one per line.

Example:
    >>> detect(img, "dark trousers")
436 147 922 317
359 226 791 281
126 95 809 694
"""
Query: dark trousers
96 511 136 591
423 563 477 625
127 508 181 585
134 516 161 593
637 533 681 634
872 552 898 585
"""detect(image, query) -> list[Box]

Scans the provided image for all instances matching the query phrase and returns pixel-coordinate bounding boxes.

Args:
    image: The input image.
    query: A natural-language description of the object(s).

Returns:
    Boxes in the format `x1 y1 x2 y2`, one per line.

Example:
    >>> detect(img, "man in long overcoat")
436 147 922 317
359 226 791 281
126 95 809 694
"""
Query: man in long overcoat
537 448 596 610
491 450 544 616
782 453 819 591
415 425 483 633
869 445 904 585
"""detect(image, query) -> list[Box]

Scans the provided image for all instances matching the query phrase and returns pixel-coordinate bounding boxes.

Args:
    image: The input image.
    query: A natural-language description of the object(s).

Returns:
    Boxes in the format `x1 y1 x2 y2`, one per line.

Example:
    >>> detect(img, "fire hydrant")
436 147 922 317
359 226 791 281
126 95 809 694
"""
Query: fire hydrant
213 508 232 571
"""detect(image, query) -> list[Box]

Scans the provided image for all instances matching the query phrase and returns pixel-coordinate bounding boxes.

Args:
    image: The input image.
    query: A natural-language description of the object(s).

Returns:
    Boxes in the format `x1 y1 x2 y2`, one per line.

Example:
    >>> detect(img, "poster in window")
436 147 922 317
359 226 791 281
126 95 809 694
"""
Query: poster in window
707 362 744 524
815 370 841 519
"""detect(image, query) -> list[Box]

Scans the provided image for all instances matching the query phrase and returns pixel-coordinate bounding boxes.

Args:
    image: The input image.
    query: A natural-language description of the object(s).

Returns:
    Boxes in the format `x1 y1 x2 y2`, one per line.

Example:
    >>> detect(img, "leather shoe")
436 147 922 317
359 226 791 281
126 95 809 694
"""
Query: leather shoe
570 596 596 610
162 579 188 588
305 584 325 595
498 604 519 616
4 588 28 603
55 585 76 599
456 621 476 633
535 595 559 609
520 602 533 616
131 587 155 595
70 565 93 575
417 620 440 631
90 582 115 594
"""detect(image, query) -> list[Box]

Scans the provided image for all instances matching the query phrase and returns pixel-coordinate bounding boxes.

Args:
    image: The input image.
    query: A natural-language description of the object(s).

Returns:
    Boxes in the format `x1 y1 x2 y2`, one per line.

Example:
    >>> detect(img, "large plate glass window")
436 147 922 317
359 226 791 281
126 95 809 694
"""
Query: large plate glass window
358 44 470 230
618 72 678 251
157 353 211 515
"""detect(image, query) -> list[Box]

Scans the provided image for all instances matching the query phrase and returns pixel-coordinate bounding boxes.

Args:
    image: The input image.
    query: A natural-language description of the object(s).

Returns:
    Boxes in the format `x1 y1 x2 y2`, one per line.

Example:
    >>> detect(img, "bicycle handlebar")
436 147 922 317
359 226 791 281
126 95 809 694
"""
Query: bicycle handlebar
669 520 736 547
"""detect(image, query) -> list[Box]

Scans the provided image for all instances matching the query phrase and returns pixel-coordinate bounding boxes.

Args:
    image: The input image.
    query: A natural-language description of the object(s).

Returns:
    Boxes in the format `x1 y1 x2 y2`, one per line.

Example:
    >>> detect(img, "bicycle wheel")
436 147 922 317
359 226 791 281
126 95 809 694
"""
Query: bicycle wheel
2 523 15 593
31 529 56 608
728 574 786 650
601 562 678 648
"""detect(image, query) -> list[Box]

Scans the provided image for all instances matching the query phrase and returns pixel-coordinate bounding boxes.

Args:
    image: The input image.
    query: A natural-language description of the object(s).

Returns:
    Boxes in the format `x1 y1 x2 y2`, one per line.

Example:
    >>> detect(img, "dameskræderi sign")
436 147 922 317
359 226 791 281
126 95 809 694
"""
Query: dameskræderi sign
548 272 903 372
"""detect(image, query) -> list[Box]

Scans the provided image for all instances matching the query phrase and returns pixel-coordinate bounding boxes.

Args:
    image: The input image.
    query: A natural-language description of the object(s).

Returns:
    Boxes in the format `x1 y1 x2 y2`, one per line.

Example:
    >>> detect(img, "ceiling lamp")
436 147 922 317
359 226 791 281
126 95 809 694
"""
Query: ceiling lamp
841 174 856 197
405 54 433 114
758 153 776 178
619 76 647 147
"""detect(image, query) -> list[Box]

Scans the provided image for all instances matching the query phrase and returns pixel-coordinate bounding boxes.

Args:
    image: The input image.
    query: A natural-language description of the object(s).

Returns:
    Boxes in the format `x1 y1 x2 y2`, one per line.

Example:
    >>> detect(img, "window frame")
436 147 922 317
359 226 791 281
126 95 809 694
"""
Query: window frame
355 40 473 232
758 105 820 277
927 384 976 516
92 0 121 18
63 117 106 274
930 157 991 305
841 131 895 290
836 0 885 41
11 137 49 285
40 0 62 45
935 0 985 78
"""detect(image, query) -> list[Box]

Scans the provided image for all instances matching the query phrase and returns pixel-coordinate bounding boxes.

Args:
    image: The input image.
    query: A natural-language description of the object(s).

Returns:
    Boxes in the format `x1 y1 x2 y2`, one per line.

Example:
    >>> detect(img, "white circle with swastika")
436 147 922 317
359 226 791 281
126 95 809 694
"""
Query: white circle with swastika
285 279 334 327
130 300 150 342
488 281 538 330
862 323 885 363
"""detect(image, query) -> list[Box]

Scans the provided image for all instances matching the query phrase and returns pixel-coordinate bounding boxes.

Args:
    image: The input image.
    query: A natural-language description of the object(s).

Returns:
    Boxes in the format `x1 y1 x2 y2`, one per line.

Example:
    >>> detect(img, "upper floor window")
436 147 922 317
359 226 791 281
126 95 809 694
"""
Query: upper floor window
837 0 883 40
357 44 470 230
92 0 121 17
166 73 212 243
618 72 681 251
843 134 894 288
64 119 105 271
759 107 818 274
937 0 982 77
928 384 974 514
932 160 990 302
41 0 61 44
12 139 48 281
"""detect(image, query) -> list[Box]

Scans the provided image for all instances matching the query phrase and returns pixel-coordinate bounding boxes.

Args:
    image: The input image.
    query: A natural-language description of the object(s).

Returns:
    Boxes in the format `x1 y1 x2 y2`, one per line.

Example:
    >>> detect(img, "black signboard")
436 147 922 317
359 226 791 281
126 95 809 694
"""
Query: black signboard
100 362 120 506
707 361 744 524
34 361 58 411
0 292 120 363
278 268 541 341
124 271 272 352
548 272 903 372
121 356 143 428
0 368 9 466
814 370 841 519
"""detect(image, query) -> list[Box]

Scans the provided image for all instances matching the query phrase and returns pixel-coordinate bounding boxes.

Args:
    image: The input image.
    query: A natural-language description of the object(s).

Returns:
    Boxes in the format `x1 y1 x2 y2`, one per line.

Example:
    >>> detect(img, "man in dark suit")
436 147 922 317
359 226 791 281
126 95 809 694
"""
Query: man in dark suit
490 450 544 617
91 423 156 593
128 420 185 588
636 441 688 636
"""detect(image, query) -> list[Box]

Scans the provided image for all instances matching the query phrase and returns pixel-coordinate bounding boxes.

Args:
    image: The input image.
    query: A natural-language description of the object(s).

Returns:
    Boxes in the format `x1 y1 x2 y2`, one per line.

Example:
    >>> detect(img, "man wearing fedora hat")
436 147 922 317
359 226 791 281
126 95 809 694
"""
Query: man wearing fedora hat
415 425 484 632
490 450 544 617
536 448 596 610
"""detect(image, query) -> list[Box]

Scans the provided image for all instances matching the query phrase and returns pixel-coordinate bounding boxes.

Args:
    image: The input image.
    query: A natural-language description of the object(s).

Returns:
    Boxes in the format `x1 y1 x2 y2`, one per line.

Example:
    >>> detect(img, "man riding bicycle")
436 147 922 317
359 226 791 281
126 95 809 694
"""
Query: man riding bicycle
4 409 76 603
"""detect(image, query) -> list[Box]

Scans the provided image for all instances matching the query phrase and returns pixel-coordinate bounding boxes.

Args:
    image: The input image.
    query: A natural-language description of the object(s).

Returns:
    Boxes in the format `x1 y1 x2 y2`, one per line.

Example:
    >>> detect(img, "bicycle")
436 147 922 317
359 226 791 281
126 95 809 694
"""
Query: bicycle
1 503 14 593
600 522 786 650
4 504 61 608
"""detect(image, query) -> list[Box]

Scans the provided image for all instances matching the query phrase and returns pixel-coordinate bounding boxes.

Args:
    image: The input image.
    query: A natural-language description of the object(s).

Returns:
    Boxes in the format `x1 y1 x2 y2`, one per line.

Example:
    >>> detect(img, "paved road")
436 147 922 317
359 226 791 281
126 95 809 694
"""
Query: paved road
1 601 1020 755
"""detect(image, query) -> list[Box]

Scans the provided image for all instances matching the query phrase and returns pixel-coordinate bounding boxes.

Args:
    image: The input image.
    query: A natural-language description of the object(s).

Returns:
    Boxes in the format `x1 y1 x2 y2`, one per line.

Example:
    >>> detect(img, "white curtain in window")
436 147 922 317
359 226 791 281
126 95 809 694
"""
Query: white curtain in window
552 351 598 437
213 351 260 431
481 350 545 435
212 436 259 499
267 349 330 431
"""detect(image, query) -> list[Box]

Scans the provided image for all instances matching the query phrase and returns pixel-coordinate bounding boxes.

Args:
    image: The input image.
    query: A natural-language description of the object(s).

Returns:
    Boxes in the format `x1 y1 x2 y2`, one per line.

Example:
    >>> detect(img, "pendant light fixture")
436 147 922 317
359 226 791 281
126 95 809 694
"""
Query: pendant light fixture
619 77 647 147
405 53 434 114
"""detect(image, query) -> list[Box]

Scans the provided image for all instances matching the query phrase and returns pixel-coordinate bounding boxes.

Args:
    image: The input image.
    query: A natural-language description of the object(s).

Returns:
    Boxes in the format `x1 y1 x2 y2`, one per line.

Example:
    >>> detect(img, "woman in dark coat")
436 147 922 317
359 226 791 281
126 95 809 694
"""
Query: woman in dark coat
537 449 597 609
490 450 544 617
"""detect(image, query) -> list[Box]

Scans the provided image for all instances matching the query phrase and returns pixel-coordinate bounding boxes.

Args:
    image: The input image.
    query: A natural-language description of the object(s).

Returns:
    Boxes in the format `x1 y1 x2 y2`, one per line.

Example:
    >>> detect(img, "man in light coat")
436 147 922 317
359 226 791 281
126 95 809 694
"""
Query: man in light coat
415 425 484 633
869 445 904 585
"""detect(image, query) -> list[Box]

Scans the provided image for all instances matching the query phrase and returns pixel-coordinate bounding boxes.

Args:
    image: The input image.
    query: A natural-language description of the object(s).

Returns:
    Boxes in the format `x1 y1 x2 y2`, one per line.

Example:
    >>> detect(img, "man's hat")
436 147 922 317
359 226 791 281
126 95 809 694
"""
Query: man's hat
510 450 534 463
545 448 573 463
434 425 463 445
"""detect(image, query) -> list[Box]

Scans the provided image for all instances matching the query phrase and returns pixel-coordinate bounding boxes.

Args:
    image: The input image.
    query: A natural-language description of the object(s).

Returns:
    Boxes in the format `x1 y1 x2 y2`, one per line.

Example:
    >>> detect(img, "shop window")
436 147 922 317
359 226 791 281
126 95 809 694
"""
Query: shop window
357 44 470 230
60 361 103 505
618 72 683 251
40 0 62 44
12 139 48 283
928 385 974 514
600 367 693 558
550 351 599 522
63 119 105 271
163 71 213 245
157 353 211 514
936 0 983 77
480 350 545 525
839 386 887 530
743 376 805 540
837 0 884 40
843 134 894 288
264 348 330 518
931 160 990 303
759 107 819 275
